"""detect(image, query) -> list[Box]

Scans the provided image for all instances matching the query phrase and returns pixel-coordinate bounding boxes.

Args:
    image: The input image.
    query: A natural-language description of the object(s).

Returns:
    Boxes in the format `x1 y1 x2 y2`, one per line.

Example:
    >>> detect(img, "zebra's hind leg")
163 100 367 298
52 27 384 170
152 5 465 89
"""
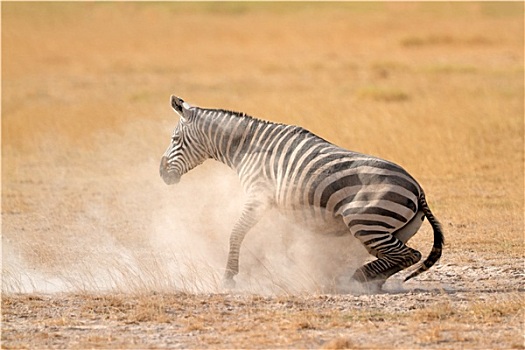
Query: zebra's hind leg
351 234 422 289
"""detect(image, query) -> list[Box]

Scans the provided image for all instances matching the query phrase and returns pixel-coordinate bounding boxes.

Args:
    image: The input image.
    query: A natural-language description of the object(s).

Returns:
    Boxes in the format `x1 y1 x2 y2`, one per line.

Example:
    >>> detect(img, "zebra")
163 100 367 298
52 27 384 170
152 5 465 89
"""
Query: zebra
160 95 444 290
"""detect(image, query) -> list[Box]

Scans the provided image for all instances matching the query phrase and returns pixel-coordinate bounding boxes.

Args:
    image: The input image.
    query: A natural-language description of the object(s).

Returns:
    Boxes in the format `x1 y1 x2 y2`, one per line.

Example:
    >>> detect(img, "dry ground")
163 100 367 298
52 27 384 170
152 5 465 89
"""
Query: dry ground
2 289 523 349
2 2 524 349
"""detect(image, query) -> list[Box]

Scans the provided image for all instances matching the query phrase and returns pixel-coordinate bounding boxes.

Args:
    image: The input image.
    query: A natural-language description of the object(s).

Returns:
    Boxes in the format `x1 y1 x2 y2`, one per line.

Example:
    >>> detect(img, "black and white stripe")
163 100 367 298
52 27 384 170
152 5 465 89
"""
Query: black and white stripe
160 95 444 289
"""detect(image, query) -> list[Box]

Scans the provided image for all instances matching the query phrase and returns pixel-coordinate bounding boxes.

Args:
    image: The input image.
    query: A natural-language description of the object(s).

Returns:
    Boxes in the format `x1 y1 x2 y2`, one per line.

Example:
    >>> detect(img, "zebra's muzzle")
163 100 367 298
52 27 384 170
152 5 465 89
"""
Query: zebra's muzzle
160 156 180 185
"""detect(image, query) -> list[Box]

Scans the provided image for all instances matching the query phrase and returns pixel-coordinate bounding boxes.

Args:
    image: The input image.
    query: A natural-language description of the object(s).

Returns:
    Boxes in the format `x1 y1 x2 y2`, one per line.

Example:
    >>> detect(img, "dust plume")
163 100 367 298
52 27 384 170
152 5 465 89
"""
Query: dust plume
2 119 371 295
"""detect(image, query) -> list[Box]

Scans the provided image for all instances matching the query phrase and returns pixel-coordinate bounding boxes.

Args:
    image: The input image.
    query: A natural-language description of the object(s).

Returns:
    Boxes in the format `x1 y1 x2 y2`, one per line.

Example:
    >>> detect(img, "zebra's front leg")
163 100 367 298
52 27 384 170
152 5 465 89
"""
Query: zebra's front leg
223 198 268 289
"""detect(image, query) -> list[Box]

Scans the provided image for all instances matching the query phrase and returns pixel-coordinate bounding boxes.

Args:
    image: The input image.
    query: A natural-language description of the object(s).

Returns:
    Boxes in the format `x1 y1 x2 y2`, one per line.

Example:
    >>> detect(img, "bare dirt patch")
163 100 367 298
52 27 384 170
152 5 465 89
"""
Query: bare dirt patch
2 274 523 349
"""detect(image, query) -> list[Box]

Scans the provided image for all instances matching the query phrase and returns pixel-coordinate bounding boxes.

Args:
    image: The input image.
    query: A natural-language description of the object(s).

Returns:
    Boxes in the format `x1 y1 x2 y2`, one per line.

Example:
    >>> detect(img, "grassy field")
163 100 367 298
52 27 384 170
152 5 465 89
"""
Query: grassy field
2 2 524 349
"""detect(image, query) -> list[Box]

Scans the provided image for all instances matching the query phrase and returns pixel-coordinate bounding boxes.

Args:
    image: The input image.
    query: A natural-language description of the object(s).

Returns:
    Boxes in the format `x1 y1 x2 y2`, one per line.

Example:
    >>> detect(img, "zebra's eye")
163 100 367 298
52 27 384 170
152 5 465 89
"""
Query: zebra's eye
171 133 180 142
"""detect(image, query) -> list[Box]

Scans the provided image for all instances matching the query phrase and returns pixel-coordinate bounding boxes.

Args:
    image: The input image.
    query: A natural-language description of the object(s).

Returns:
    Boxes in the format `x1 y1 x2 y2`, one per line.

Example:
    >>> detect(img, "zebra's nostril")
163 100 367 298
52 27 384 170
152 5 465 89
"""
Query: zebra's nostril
160 156 170 178
159 156 180 184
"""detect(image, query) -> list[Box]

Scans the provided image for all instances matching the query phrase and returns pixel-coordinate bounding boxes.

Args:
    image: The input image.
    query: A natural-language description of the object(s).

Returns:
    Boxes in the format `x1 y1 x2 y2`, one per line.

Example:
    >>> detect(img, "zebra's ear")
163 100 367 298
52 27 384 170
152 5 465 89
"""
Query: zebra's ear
170 95 193 122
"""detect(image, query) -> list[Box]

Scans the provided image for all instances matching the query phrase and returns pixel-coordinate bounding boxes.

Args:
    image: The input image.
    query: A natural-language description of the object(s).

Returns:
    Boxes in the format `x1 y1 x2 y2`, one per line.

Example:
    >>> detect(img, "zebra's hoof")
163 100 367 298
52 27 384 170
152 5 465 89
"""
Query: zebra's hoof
350 276 385 294
363 280 385 294
352 271 364 283
351 268 370 283
223 277 236 290
351 270 386 293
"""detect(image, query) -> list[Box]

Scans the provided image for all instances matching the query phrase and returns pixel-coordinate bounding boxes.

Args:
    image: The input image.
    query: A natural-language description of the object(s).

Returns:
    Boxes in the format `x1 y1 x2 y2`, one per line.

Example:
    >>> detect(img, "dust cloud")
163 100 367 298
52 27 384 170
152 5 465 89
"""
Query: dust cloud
3 119 371 295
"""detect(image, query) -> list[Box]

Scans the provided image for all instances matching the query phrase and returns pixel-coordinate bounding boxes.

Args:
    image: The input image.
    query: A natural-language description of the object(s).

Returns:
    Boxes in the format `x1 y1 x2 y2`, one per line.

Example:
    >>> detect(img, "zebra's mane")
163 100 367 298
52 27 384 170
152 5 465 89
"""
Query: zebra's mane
197 107 287 127
196 106 329 143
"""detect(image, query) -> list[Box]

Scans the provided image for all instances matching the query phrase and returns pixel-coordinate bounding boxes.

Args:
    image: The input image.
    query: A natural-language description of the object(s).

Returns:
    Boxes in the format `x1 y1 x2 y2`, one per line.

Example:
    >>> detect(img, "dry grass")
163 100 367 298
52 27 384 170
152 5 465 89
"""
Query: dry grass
2 2 524 349
2 292 523 349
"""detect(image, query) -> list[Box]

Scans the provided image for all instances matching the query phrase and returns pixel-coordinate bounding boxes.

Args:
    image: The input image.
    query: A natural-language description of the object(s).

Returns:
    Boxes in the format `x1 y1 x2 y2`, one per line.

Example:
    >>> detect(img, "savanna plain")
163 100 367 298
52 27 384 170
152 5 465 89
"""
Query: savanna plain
2 2 524 349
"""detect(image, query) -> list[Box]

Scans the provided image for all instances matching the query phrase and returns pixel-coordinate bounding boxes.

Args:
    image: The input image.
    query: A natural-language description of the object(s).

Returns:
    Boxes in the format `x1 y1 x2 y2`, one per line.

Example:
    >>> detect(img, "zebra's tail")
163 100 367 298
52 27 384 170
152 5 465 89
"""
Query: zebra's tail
404 193 445 282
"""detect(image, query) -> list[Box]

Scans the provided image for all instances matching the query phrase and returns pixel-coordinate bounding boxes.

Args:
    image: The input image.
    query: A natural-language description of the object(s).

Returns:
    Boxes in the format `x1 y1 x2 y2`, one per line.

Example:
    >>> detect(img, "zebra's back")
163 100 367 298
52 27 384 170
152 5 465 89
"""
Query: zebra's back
264 132 421 229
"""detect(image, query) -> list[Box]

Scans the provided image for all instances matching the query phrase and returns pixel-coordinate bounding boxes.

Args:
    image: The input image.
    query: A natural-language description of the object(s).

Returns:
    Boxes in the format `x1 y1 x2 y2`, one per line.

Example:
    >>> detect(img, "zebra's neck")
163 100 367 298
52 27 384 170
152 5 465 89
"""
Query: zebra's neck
194 107 284 171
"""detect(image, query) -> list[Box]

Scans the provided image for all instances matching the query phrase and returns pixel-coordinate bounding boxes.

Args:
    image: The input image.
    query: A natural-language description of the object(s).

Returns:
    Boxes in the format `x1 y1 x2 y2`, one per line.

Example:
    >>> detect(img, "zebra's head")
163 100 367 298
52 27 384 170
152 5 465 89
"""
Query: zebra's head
160 95 207 185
